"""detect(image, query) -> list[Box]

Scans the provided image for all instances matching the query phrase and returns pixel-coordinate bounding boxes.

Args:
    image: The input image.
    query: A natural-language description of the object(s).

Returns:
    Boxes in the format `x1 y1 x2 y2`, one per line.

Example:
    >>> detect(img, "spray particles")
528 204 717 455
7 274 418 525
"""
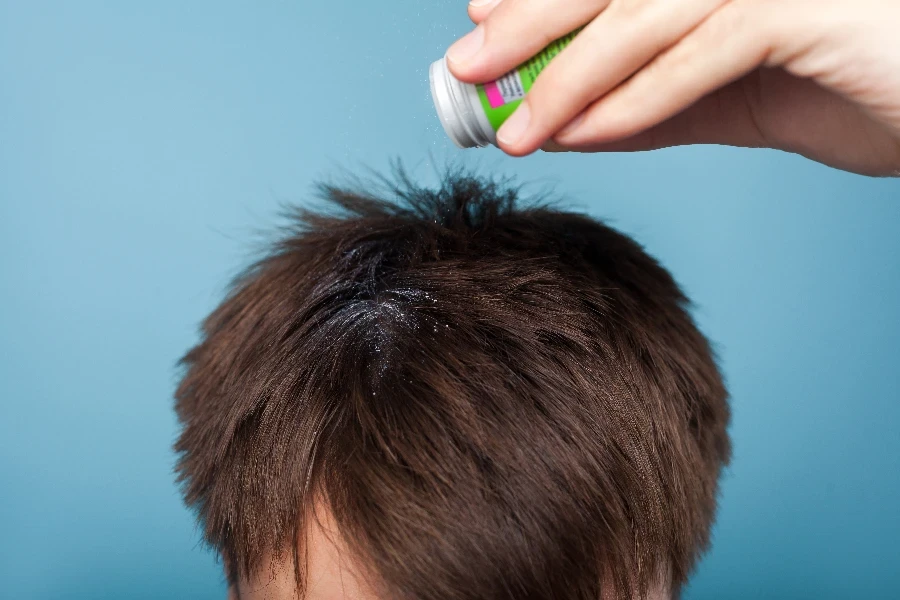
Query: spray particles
429 30 578 148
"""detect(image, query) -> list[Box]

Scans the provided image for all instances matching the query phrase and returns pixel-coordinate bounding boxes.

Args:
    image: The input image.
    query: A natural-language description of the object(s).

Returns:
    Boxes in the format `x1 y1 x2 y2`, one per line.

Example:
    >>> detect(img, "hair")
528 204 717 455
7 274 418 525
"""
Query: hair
174 168 730 600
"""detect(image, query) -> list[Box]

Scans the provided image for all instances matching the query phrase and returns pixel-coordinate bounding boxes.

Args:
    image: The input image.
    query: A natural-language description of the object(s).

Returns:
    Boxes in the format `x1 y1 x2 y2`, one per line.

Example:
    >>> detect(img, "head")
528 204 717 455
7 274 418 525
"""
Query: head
174 170 730 600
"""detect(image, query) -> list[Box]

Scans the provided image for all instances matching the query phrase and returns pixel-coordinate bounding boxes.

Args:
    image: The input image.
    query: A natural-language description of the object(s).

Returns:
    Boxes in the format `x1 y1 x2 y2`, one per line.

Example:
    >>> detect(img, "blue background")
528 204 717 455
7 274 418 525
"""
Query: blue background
2 2 899 598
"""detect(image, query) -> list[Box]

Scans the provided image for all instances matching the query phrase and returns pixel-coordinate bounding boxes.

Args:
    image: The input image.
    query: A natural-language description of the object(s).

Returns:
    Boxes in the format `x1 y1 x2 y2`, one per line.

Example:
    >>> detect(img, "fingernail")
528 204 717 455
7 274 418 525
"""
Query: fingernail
497 102 531 147
447 25 484 67
556 112 586 141
469 0 496 6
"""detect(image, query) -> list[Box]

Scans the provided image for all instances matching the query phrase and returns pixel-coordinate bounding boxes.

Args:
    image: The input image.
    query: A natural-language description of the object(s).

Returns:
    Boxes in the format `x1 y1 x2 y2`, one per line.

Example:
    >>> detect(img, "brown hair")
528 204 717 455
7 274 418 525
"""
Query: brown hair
174 169 730 600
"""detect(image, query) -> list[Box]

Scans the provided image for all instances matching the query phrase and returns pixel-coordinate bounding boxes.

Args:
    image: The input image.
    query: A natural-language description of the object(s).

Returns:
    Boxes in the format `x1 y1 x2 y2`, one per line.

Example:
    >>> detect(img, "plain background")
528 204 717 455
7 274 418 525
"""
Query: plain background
2 1 899 598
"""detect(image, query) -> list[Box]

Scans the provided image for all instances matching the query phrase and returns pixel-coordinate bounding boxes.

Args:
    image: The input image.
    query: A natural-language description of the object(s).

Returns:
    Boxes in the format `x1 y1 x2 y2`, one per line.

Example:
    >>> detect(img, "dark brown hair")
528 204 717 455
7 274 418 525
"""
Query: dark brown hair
174 169 730 600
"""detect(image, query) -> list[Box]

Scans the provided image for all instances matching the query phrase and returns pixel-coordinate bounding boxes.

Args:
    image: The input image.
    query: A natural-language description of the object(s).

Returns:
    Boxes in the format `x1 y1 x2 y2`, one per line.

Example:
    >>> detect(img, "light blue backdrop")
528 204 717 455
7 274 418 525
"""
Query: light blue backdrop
1 2 898 599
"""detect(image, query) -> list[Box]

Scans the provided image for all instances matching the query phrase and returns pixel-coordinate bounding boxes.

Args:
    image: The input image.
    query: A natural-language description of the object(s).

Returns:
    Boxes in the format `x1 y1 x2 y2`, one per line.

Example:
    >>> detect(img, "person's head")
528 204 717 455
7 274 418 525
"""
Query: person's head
174 170 730 600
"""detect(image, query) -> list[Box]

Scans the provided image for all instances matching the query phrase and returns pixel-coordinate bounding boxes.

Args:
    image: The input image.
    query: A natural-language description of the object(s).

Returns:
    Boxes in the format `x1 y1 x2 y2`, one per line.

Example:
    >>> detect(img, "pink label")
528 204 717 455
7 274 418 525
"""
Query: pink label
484 81 505 109
483 70 526 109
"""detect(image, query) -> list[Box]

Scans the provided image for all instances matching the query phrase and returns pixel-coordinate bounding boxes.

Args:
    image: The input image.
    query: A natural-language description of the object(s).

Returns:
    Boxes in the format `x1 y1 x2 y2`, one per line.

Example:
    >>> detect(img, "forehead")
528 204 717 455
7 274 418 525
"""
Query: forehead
236 505 380 600
233 507 673 600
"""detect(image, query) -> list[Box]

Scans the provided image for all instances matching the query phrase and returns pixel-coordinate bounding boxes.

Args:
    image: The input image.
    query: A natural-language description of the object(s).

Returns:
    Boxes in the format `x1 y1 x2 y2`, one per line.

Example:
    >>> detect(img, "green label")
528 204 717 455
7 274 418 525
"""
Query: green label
476 30 579 131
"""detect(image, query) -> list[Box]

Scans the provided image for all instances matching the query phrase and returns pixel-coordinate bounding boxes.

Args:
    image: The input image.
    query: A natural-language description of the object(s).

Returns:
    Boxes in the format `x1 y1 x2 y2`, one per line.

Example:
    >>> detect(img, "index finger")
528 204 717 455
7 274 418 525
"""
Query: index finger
446 0 608 84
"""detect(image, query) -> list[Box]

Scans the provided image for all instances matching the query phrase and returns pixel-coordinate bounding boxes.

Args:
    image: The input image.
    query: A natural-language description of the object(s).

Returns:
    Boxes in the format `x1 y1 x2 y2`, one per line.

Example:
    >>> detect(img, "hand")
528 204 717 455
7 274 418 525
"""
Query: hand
447 0 900 176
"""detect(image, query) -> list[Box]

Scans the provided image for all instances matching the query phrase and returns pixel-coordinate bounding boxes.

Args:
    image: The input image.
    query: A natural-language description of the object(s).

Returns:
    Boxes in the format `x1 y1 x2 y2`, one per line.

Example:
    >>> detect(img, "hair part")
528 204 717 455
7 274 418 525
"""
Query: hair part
174 167 731 600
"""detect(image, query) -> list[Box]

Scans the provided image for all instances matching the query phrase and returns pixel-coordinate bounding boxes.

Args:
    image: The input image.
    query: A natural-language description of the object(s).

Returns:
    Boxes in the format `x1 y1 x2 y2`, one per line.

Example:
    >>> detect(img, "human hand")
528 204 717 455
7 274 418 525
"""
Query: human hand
447 0 900 176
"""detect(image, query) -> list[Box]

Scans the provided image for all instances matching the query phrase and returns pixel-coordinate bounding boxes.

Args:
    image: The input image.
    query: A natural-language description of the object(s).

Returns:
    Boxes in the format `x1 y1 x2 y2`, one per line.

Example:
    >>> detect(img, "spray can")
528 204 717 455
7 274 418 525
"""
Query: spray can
429 30 579 148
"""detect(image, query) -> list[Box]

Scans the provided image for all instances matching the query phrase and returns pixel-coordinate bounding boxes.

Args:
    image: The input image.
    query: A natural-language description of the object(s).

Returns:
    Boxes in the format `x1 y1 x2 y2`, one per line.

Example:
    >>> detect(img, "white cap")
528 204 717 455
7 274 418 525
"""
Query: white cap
429 57 495 149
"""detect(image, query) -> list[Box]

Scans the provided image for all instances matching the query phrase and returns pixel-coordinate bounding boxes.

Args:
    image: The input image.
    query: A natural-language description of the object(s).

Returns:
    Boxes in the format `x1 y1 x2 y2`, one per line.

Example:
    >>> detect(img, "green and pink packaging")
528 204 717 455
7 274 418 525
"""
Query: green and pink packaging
430 31 578 148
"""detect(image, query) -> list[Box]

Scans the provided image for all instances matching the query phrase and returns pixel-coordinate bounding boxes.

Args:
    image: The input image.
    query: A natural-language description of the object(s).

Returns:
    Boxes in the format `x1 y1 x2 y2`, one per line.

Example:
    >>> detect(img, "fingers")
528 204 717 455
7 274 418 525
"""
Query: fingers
555 0 772 147
496 0 731 156
550 81 770 152
468 0 503 24
447 0 609 84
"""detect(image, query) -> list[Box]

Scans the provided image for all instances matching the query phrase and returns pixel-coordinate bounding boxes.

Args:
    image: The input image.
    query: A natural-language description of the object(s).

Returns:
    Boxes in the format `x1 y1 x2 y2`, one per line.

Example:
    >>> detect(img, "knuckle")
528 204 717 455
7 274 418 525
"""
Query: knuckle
610 0 669 22
662 0 747 71
611 0 647 18
529 63 596 124
702 2 746 46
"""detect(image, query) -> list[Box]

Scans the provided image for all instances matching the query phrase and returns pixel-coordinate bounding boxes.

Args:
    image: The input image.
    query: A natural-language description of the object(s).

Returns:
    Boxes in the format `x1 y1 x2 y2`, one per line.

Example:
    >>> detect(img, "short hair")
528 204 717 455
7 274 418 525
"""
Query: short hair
174 169 730 600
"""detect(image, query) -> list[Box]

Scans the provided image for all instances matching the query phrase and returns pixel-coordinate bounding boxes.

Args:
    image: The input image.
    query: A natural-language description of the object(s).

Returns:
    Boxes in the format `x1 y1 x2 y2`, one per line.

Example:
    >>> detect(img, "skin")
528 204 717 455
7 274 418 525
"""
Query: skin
229 504 381 600
447 0 900 176
228 504 670 599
